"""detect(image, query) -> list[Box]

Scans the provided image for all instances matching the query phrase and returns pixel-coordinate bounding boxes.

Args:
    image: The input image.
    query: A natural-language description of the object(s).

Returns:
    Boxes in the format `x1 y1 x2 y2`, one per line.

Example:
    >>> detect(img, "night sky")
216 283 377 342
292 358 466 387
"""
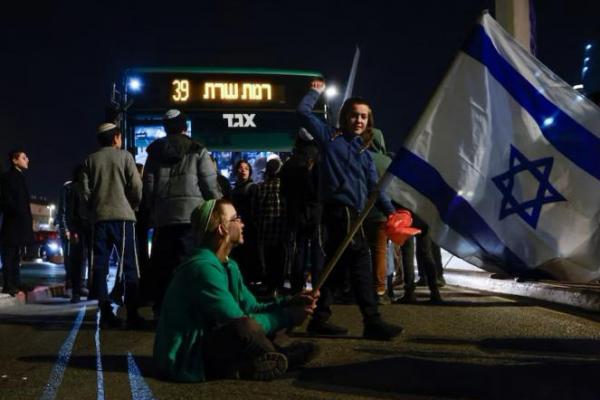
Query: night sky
1 0 599 203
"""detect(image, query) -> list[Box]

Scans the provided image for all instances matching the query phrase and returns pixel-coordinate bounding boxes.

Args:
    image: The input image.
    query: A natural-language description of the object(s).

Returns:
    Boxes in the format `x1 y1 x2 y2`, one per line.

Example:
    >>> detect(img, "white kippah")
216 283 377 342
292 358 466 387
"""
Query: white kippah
98 122 118 134
164 109 181 120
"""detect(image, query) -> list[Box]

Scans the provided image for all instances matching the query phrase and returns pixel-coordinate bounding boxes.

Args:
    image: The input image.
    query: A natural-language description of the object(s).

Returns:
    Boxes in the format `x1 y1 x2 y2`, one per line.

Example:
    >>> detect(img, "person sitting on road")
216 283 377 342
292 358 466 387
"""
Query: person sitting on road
153 198 320 382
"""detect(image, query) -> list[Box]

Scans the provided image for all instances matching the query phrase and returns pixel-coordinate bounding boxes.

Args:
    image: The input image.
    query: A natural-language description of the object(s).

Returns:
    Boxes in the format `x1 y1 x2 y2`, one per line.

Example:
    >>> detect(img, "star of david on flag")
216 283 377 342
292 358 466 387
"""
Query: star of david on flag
492 145 566 229
384 12 600 281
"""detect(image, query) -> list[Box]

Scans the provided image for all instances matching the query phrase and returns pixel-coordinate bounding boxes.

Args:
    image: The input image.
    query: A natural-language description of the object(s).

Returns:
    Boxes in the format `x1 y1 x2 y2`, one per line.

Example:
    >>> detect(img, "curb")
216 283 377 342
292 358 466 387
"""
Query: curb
444 269 600 313
0 292 26 308
25 284 67 303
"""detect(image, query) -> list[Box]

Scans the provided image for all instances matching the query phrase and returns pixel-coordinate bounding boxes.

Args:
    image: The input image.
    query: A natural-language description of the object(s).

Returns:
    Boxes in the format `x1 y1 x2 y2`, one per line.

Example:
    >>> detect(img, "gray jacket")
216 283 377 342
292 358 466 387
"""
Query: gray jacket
83 147 142 222
143 134 221 227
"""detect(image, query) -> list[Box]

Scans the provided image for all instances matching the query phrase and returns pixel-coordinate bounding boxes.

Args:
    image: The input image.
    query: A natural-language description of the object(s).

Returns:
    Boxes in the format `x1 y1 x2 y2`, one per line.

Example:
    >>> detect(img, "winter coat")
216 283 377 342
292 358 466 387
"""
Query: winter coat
143 134 221 227
280 145 322 233
0 167 34 246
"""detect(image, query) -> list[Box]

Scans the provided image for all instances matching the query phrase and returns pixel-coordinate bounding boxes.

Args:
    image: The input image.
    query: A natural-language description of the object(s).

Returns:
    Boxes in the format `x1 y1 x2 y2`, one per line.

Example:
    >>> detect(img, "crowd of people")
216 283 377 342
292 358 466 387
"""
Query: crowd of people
0 78 448 382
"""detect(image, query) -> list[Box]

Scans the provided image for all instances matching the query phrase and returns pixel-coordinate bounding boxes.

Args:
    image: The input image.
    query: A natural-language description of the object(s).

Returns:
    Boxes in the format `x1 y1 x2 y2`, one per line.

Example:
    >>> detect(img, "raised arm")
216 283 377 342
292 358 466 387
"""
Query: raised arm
296 79 333 146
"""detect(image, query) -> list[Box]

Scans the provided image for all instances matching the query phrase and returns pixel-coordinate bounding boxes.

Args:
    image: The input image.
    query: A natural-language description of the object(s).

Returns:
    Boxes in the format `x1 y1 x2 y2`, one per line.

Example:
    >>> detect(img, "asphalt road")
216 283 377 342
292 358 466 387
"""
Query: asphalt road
0 286 599 400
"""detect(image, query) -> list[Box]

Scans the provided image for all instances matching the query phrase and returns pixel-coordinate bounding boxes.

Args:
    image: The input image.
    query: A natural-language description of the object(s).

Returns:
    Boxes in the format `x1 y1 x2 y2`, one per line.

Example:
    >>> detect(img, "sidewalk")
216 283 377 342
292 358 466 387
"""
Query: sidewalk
0 284 67 307
442 253 600 313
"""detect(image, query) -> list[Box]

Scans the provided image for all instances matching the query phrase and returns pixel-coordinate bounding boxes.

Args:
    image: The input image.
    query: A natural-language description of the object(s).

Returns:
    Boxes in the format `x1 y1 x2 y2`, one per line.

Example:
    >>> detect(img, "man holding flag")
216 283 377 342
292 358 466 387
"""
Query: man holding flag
385 11 600 282
297 81 403 341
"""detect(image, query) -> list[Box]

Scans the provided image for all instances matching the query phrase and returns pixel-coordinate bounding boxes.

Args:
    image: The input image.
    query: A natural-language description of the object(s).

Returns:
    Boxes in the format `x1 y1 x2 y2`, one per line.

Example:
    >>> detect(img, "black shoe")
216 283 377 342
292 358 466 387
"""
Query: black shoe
429 289 443 304
243 352 288 381
280 341 321 370
363 320 403 341
394 291 417 304
70 295 81 304
100 307 122 328
306 320 348 336
79 287 90 296
436 277 446 287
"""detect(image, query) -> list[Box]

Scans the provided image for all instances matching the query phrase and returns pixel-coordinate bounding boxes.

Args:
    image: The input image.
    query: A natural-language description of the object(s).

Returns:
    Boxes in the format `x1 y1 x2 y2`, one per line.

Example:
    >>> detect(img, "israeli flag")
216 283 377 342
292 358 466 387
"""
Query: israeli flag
385 12 600 282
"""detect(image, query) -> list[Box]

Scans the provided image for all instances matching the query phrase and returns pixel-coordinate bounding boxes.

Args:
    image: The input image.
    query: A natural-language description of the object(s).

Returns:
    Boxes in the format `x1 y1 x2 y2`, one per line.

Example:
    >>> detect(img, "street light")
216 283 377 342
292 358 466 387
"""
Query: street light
128 77 142 92
325 85 339 99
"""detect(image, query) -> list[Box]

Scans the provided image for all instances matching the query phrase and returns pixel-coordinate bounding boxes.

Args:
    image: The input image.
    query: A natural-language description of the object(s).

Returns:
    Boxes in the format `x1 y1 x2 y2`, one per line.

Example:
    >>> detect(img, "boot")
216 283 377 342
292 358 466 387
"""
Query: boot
395 289 417 304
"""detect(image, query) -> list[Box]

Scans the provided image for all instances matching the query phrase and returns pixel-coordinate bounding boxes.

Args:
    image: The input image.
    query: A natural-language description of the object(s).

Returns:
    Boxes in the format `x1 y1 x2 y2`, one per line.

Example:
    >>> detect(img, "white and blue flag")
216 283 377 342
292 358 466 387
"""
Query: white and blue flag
384 12 600 281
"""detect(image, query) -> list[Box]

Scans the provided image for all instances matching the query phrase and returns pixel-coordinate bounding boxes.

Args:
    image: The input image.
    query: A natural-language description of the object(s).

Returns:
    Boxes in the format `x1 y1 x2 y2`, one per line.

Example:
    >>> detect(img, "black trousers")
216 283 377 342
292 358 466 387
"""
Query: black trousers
260 243 287 293
1 246 22 293
69 230 90 296
290 227 324 294
151 224 195 312
60 233 71 285
313 205 380 324
402 226 439 294
203 317 276 380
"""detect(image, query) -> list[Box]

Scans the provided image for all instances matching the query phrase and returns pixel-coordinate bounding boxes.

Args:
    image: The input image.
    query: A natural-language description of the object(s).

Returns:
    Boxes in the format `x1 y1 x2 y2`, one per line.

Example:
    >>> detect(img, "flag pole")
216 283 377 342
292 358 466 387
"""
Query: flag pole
312 173 392 291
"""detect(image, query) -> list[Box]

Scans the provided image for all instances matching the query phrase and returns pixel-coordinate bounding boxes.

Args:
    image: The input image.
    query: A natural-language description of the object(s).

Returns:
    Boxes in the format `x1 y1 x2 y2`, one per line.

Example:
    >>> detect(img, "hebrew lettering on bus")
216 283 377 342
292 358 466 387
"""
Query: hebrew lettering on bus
202 82 272 101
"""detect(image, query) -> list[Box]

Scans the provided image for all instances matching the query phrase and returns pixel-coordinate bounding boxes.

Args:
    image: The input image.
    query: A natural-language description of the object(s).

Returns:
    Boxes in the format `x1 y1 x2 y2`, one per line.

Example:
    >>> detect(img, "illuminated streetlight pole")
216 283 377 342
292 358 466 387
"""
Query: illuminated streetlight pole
495 0 531 53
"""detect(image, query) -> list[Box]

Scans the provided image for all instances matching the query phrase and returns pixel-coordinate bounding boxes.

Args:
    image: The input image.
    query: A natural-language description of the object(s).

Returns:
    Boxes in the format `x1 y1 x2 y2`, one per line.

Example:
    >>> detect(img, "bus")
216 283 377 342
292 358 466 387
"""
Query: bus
118 67 327 179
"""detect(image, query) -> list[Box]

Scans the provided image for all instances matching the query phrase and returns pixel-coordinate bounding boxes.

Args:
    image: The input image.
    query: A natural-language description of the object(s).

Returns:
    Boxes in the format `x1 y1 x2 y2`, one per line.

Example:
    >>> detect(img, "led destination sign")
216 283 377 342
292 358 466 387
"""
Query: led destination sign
172 80 275 102
171 79 281 104
126 70 324 110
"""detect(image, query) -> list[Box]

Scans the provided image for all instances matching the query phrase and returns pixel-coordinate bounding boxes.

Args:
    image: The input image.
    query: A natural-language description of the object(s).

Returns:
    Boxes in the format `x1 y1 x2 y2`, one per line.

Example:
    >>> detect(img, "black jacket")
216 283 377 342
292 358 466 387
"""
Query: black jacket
0 167 34 246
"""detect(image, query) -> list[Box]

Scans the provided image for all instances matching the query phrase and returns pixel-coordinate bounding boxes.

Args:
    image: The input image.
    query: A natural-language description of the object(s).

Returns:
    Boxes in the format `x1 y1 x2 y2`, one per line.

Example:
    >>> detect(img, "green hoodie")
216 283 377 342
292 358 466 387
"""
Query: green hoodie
153 247 291 382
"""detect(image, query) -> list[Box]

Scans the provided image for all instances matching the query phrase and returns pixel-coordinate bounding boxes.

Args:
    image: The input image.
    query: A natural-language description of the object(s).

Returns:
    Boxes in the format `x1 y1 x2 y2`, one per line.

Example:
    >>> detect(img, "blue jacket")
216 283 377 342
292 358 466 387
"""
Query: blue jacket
297 89 394 216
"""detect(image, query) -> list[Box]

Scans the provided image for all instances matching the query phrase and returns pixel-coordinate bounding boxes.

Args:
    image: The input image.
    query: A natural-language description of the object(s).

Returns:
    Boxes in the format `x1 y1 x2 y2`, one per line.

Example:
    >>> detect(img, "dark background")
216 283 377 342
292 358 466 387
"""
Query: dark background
1 0 598 203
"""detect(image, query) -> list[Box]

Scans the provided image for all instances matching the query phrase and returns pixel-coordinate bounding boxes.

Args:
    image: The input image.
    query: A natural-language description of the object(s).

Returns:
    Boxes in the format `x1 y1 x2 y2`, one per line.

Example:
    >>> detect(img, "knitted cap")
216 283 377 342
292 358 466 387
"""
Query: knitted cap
191 199 217 242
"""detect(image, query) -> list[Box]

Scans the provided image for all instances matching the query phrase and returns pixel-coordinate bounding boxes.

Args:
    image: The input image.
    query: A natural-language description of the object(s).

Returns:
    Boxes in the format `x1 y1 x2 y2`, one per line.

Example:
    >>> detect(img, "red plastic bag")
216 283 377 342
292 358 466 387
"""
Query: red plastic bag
385 209 421 245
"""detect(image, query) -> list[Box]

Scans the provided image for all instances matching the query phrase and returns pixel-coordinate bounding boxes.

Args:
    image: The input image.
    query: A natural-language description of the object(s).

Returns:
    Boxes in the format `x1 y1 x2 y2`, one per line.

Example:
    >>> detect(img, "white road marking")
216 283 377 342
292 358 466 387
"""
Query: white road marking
39 305 86 400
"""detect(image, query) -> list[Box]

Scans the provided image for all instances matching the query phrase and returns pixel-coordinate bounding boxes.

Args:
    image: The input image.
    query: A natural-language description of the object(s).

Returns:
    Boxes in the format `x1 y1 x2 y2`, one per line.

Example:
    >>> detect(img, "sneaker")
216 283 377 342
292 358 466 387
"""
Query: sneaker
280 341 321 370
306 320 348 336
363 320 403 341
415 278 428 287
394 291 417 304
245 352 288 381
436 277 446 287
